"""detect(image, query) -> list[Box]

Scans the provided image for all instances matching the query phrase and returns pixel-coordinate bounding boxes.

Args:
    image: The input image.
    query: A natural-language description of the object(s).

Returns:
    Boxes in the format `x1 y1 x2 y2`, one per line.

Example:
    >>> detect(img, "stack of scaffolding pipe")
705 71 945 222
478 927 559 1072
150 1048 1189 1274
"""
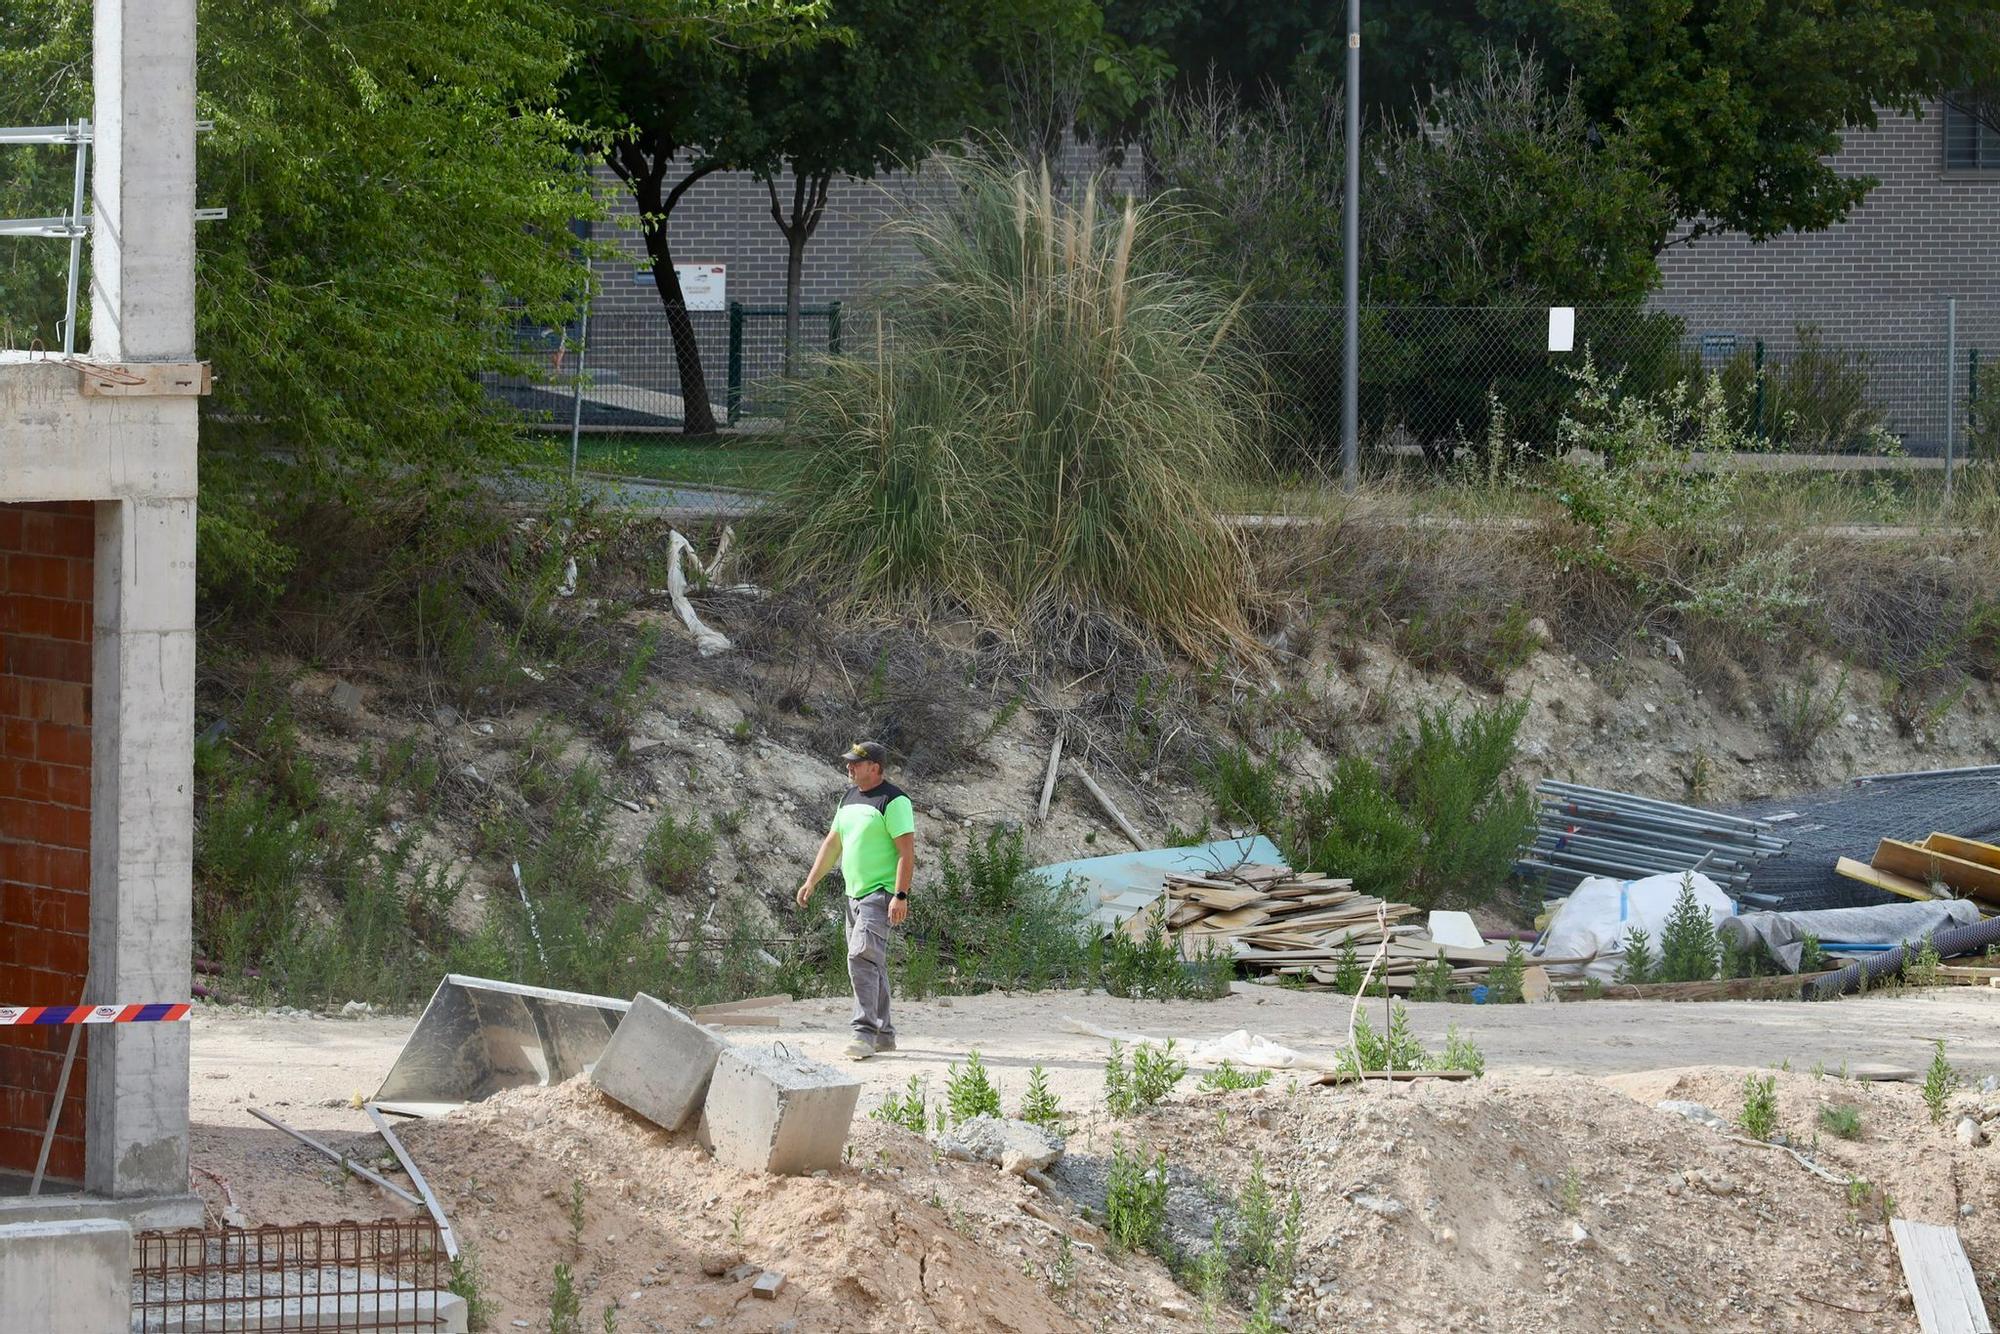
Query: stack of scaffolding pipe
1518 781 1789 897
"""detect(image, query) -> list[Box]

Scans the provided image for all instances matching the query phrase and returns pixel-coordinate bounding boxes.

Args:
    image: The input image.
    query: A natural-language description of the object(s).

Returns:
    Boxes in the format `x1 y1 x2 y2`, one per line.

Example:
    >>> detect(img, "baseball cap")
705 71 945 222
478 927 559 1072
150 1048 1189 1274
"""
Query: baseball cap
839 740 888 765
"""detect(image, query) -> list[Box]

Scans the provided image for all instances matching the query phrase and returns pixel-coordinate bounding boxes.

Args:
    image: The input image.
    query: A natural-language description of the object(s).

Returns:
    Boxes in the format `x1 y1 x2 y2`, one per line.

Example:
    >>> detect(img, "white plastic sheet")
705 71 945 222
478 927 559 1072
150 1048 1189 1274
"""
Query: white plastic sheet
1536 871 1734 981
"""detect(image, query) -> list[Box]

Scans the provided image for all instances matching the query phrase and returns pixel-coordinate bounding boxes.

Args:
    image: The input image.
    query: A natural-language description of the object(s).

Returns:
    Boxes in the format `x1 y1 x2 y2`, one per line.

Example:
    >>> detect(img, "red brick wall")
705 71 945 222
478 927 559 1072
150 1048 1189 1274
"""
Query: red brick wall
0 501 93 1183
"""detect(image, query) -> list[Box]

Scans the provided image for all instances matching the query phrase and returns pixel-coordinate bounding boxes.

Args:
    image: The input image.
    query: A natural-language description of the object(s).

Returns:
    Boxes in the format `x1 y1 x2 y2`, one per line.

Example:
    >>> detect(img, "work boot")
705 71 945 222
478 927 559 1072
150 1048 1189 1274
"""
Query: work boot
843 1037 875 1061
874 1035 897 1053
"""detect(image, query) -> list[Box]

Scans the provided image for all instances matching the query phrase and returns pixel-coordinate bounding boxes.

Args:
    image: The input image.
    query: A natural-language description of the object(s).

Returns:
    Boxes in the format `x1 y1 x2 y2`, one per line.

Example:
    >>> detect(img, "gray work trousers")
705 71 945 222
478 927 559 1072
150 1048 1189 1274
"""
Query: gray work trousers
845 891 894 1044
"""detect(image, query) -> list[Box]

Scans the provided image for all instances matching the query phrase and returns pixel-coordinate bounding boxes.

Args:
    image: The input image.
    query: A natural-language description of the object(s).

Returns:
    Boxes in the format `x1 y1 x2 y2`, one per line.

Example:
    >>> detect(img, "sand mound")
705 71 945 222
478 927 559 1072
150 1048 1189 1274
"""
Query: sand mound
1067 1068 1999 1332
396 1076 1199 1332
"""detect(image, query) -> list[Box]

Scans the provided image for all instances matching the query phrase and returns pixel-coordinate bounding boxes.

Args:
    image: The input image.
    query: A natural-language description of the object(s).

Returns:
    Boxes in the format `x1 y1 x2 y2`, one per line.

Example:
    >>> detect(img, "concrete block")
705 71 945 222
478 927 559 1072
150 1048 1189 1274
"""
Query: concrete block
589 992 730 1131
0 1217 131 1334
704 1045 861 1175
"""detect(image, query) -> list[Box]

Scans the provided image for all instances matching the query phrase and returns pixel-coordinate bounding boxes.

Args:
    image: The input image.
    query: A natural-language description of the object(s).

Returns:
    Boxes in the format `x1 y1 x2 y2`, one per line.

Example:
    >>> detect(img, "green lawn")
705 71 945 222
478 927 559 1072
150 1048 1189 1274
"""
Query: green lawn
523 432 804 491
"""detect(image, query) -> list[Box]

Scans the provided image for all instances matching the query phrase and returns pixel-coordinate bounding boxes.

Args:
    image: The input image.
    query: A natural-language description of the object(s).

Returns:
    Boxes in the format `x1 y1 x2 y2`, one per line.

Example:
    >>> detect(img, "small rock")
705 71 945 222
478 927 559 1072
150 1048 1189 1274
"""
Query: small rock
328 679 363 717
724 1263 760 1283
1962 1203 1977 1218
701 1251 743 1277
937 997 952 1008
751 1271 786 1300
811 1169 829 1179
1657 1100 1727 1132
432 705 461 728
1437 1226 1456 1246
1689 1169 1736 1196
1351 1194 1404 1218
1568 1221 1591 1247
1956 1117 1983 1147
934 1116 1063 1174
339 1000 373 1018
1983 1074 2000 1095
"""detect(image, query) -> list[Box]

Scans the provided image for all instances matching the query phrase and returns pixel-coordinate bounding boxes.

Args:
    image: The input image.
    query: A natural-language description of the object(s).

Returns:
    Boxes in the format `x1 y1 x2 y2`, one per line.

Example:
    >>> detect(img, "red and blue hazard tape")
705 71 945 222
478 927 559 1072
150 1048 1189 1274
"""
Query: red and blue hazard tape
0 1003 191 1025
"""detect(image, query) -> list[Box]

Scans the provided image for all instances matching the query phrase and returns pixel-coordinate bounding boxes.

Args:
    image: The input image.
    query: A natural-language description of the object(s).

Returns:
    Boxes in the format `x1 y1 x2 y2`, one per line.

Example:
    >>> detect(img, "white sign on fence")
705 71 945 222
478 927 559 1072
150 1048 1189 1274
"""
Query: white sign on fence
633 263 727 311
1548 306 1576 353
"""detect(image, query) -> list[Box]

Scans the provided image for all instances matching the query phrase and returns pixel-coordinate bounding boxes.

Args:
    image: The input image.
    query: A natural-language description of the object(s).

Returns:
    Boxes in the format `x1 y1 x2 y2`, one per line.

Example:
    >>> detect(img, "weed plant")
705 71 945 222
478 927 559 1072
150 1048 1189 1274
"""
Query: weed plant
945 1050 1002 1124
1738 1073 1778 1141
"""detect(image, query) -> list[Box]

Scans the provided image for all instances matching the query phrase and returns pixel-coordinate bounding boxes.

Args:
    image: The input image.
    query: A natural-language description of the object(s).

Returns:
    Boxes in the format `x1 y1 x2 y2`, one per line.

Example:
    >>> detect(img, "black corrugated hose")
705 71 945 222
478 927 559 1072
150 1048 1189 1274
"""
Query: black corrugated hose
1806 912 2000 1000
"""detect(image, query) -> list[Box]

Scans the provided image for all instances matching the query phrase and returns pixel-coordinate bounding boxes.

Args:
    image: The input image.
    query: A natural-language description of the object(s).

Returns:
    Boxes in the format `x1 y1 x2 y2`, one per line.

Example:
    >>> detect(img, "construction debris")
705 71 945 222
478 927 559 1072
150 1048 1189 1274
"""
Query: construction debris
704 1044 861 1176
1860 832 2000 907
1150 862 1522 991
247 1107 422 1207
1717 899 1984 972
363 1103 460 1260
373 975 629 1117
1520 780 1788 898
589 993 729 1131
1891 1217 1993 1334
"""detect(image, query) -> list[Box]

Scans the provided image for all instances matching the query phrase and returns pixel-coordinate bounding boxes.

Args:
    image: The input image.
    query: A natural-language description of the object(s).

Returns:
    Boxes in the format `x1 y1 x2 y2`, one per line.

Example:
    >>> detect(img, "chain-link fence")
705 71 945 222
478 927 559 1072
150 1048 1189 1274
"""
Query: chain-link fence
493 291 1993 463
489 300 842 430
1244 301 1991 462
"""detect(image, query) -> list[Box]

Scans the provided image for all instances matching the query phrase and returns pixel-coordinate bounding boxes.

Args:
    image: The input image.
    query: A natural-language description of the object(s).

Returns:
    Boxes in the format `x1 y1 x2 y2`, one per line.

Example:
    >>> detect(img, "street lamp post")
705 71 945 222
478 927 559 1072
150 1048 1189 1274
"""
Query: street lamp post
1341 0 1361 492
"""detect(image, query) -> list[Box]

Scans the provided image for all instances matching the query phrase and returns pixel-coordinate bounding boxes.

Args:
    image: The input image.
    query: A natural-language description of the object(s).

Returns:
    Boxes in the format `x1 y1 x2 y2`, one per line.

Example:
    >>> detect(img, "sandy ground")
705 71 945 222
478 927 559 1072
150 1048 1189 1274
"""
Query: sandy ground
186 987 2000 1331
191 984 2000 1140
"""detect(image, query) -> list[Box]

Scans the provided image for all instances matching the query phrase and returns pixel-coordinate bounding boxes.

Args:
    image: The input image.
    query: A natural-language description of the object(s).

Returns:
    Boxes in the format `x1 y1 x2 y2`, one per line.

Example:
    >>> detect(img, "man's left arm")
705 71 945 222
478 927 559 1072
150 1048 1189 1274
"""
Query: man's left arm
888 797 917 925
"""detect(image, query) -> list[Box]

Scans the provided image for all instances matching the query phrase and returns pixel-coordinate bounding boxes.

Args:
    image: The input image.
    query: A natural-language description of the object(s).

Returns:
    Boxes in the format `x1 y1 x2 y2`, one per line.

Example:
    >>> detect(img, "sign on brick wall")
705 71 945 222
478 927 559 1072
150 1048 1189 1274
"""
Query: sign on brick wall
633 263 727 311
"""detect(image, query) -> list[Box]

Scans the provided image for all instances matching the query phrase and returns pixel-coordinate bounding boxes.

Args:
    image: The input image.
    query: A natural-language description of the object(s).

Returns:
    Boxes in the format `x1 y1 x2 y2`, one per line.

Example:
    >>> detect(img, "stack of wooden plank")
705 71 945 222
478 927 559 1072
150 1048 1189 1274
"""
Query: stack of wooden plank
1143 863 1521 992
1835 833 2000 908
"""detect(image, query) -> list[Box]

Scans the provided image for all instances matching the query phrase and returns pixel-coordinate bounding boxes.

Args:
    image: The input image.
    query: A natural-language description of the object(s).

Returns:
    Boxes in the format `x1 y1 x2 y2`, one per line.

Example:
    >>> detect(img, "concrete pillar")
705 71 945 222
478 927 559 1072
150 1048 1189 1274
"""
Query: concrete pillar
90 0 198 362
84 498 194 1198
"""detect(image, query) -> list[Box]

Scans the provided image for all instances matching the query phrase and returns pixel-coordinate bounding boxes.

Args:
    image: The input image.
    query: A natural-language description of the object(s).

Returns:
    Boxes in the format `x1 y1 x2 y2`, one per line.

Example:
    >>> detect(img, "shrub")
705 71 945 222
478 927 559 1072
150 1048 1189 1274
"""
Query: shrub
1281 700 1533 909
1923 1039 1957 1124
641 812 715 894
763 154 1263 656
1200 741 1289 833
1738 1073 1778 1141
1904 935 1943 989
1818 1103 1863 1140
873 1076 931 1135
897 828 1092 993
1104 1140 1170 1253
1657 877 1719 983
1409 952 1457 1002
1337 1004 1429 1074
1616 927 1656 985
1719 326 1882 453
1198 1061 1273 1092
945 1050 1002 1125
1020 1066 1064 1131
1096 902 1233 1001
1131 1040 1189 1109
1484 941 1527 1004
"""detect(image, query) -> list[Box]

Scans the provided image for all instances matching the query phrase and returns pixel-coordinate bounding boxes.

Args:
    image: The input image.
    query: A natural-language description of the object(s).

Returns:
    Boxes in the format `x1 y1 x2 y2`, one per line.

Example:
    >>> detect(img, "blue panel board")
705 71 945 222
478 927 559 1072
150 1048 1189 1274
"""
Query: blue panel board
1032 836 1286 932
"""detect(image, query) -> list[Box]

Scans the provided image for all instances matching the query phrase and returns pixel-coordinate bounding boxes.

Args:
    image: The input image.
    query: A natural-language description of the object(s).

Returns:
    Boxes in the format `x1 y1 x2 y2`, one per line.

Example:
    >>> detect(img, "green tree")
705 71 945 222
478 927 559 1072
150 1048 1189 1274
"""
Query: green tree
732 0 986 372
1114 0 2000 248
562 4 826 434
1 1 607 591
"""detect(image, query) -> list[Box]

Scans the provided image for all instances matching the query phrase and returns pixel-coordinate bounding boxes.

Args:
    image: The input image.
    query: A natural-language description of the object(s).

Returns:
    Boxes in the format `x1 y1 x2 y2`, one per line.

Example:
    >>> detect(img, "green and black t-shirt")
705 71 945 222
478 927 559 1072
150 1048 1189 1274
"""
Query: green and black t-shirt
831 782 916 897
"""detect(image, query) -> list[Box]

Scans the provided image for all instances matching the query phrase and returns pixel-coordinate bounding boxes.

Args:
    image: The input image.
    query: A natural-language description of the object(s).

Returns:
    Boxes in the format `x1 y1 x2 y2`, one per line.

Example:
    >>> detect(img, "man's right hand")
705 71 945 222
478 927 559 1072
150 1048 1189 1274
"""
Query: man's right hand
794 881 814 908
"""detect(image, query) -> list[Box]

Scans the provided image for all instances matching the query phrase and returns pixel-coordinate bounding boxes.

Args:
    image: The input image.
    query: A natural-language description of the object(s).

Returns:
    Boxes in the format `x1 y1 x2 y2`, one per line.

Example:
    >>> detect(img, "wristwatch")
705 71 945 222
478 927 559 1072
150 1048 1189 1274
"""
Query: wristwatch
892 891 909 900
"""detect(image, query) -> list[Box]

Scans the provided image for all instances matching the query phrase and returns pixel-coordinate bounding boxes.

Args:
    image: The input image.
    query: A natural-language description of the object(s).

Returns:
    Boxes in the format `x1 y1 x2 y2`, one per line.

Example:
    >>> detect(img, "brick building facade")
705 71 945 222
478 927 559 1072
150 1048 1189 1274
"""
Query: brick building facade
0 501 95 1184
544 102 1996 443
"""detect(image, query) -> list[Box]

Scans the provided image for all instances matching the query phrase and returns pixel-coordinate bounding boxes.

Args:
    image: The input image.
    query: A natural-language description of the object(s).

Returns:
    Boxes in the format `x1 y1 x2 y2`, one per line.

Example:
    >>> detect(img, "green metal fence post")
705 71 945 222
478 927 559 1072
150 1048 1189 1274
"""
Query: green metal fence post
828 300 842 357
727 301 744 426
1751 338 1766 439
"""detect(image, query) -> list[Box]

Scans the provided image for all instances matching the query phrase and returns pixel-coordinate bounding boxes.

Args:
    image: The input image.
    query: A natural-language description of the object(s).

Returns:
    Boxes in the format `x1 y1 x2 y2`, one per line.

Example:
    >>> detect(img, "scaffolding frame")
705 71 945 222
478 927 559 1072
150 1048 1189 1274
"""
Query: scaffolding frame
0 119 223 355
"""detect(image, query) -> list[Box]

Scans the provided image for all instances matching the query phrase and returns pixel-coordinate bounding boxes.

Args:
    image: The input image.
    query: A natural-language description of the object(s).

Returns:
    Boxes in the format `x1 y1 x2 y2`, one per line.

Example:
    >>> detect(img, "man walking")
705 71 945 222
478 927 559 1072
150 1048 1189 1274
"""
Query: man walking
796 741 916 1060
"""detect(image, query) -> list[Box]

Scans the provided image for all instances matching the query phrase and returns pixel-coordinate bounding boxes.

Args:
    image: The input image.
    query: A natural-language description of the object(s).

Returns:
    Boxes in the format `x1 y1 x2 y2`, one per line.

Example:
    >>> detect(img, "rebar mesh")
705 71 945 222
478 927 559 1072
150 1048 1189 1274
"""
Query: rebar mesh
1733 773 2000 911
133 1218 450 1332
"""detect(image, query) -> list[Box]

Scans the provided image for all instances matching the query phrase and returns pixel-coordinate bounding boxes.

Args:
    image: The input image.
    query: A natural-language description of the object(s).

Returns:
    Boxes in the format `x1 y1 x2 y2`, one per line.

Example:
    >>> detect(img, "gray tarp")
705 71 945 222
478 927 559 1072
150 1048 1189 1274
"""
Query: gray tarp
1717 899 1984 972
